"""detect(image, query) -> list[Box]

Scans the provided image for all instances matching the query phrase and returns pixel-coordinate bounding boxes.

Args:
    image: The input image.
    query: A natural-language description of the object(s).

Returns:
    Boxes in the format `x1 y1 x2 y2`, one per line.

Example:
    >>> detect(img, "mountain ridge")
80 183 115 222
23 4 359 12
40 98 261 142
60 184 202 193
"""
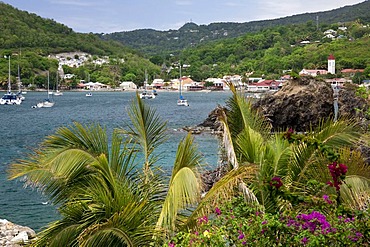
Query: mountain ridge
99 1 370 55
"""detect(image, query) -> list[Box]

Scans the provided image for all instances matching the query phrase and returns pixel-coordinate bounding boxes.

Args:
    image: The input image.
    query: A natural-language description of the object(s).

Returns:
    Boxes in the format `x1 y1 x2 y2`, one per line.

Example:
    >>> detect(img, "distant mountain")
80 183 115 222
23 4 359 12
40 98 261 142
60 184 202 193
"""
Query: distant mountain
99 1 370 56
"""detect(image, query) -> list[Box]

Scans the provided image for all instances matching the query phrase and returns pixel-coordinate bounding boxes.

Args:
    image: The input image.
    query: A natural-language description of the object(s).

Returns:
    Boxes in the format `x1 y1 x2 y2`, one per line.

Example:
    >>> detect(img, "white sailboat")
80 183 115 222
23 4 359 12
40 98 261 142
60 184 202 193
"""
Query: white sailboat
15 64 25 101
53 72 63 96
86 74 92 97
177 62 189 106
36 71 55 108
0 55 22 105
140 70 155 99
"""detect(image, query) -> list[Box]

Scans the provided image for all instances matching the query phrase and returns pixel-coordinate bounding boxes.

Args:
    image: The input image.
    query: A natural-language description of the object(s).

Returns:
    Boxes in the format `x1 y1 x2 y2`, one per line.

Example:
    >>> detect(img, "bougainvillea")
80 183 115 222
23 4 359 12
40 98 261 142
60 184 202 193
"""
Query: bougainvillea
327 162 348 191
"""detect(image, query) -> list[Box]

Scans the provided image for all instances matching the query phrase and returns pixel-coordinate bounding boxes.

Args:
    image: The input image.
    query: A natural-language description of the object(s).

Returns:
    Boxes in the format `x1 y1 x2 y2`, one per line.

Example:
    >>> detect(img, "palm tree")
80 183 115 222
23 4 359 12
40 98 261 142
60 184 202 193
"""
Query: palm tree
8 93 203 246
200 82 370 214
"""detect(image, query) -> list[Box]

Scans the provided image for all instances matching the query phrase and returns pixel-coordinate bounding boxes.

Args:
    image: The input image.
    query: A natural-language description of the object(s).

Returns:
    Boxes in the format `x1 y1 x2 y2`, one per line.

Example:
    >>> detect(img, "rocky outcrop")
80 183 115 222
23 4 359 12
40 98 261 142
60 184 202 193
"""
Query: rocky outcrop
0 219 36 246
183 106 225 135
253 77 369 132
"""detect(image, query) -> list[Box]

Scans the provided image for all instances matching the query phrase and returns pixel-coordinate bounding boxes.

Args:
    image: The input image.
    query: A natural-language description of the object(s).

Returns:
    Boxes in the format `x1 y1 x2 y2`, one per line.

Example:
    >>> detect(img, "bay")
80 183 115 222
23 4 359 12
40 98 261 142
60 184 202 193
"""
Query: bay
0 90 231 231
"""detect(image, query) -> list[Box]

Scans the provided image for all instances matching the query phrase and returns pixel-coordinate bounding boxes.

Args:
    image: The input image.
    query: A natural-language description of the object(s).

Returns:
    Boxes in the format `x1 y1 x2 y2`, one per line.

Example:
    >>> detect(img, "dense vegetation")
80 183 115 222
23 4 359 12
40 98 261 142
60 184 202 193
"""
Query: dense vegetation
0 2 160 89
175 21 370 81
8 87 370 246
100 1 370 56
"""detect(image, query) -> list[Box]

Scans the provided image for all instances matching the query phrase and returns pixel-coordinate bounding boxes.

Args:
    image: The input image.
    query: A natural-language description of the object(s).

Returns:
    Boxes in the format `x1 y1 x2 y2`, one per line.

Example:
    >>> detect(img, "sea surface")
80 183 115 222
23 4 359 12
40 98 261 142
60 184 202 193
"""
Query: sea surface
0 90 231 231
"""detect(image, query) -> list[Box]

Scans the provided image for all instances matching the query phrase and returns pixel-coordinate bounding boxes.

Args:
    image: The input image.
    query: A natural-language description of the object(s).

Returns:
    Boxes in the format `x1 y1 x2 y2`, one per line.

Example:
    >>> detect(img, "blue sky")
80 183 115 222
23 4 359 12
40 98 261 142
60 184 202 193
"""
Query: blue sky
2 0 365 33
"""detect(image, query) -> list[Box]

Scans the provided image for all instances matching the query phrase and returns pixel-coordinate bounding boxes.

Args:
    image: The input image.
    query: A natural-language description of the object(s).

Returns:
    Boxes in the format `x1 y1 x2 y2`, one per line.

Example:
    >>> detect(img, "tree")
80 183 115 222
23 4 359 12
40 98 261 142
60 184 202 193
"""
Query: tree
8 93 203 246
208 83 370 214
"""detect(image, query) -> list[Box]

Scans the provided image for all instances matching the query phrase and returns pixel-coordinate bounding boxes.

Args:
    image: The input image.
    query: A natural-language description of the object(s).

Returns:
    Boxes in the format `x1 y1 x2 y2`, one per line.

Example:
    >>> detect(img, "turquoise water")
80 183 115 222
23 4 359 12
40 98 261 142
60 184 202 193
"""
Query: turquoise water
0 90 231 231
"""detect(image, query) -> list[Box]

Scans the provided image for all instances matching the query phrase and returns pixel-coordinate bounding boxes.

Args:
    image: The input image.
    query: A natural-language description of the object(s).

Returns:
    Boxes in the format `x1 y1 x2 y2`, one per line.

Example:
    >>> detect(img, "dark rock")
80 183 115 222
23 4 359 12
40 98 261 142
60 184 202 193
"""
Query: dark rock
252 77 369 132
197 105 225 132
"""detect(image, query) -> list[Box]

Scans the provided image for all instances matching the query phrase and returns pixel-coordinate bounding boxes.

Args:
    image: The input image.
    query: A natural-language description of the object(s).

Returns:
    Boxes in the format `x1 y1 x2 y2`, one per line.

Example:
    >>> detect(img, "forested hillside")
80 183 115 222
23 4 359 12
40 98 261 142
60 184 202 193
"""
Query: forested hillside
0 1 369 91
0 2 160 90
99 1 370 56
171 21 370 81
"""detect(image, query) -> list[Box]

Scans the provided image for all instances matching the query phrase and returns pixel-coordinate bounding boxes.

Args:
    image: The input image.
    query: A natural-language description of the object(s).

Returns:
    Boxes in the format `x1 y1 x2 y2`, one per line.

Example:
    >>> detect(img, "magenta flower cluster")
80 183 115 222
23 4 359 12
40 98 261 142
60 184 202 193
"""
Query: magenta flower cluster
270 176 283 189
322 194 333 204
198 215 208 224
327 162 348 191
287 211 331 234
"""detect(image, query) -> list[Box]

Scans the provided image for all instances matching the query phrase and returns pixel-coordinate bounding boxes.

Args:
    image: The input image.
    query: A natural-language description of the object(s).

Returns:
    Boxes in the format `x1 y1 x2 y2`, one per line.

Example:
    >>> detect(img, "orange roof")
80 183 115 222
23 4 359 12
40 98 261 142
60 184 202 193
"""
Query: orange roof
341 69 364 73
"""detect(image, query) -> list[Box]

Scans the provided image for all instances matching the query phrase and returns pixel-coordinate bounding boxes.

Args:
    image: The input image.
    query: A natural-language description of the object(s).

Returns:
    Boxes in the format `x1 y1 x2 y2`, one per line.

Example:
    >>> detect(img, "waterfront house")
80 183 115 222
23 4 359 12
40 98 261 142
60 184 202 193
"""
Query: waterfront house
119 81 137 90
152 79 164 89
246 80 281 92
84 82 109 90
205 78 228 90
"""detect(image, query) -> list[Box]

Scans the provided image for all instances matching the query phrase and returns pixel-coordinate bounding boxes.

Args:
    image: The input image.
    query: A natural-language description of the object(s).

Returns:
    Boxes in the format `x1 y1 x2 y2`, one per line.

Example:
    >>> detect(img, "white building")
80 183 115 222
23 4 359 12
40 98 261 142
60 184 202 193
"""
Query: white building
119 81 137 90
328 54 335 74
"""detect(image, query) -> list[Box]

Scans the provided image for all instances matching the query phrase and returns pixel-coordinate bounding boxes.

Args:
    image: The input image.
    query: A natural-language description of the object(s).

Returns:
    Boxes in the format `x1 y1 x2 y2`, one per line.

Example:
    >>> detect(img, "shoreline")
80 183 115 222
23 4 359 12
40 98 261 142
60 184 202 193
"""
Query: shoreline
0 88 229 93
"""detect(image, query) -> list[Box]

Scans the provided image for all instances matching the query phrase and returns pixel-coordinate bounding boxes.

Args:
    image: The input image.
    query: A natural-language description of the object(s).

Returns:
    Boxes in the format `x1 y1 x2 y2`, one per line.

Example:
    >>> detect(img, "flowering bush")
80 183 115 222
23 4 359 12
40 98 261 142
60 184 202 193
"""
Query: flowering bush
166 196 370 246
327 162 348 191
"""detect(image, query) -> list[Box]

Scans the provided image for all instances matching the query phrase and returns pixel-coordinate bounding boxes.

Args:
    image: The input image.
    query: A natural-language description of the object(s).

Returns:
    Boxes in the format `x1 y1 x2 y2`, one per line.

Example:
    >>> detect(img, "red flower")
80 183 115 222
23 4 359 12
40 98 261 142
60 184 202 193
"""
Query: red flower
327 162 348 191
270 176 283 189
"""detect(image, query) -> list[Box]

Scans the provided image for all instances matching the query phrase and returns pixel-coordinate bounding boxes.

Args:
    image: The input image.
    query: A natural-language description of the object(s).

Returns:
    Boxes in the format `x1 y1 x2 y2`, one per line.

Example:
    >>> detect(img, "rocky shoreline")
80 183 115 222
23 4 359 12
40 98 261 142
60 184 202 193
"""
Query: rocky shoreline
0 219 36 246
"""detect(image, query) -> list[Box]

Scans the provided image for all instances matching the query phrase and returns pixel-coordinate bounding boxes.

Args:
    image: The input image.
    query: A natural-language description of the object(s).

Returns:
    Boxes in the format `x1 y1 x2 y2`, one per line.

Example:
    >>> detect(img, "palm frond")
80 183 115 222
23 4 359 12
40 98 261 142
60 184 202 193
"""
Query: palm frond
215 107 239 169
225 82 271 140
156 133 203 233
121 93 168 179
184 164 257 228
341 176 370 210
311 118 361 148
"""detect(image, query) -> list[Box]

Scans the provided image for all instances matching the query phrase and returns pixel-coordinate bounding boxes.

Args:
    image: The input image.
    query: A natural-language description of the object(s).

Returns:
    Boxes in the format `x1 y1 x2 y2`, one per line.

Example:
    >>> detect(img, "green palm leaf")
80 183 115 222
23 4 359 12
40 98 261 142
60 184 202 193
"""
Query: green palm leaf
184 164 257 228
156 133 203 233
121 93 168 181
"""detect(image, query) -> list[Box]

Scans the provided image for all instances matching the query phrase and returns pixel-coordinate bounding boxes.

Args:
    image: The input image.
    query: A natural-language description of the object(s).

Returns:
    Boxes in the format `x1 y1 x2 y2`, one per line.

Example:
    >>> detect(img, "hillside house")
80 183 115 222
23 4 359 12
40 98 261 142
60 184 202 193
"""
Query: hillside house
341 69 365 77
246 80 281 92
299 69 328 77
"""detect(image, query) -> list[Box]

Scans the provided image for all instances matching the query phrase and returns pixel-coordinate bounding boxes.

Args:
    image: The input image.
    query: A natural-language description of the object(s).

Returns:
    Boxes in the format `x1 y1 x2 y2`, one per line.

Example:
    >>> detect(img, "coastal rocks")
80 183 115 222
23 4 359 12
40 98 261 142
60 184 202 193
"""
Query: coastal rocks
183 106 225 135
0 219 36 246
253 77 369 132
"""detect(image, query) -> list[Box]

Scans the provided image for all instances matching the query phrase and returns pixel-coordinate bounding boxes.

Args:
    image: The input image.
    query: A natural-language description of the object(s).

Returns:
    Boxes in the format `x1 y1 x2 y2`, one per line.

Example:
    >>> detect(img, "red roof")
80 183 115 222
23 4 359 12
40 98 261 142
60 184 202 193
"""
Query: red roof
328 54 335 60
249 80 278 87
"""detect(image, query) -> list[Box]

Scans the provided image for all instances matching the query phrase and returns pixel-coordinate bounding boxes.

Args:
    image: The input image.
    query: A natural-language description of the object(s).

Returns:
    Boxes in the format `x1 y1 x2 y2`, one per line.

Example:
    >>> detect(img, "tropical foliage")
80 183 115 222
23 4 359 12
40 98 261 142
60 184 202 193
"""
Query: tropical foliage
8 94 203 246
166 83 370 245
8 85 370 245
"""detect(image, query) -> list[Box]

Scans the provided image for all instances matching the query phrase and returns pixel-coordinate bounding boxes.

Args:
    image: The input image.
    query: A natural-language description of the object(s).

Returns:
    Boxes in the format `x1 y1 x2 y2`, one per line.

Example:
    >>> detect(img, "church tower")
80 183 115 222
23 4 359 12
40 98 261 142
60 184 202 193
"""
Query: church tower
328 54 335 74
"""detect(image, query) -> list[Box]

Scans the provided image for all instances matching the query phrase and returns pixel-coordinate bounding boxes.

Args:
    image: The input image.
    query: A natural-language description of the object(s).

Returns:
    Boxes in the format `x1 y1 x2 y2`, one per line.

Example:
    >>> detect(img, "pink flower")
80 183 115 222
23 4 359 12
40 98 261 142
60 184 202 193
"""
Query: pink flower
168 242 175 247
198 215 208 224
301 237 308 245
322 194 332 204
215 207 222 215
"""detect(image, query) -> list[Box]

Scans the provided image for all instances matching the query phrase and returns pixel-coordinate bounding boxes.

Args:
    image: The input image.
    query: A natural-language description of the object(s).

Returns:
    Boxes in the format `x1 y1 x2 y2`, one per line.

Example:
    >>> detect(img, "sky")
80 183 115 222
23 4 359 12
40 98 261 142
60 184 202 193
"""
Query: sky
2 0 366 33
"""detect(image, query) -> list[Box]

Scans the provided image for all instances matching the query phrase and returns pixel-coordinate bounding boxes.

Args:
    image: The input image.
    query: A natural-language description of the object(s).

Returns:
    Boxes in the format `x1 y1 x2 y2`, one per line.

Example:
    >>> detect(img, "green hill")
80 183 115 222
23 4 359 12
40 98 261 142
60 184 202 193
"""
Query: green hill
0 2 161 90
99 1 370 56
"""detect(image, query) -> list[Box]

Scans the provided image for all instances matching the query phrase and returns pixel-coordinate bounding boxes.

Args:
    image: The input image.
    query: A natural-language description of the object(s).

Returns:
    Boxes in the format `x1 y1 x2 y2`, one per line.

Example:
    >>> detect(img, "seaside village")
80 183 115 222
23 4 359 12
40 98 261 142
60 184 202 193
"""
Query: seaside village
53 52 365 96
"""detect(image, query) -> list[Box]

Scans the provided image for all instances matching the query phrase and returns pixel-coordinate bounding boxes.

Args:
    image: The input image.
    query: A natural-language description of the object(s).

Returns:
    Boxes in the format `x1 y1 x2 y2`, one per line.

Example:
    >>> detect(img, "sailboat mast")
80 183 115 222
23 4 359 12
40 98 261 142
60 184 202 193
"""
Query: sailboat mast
179 61 182 97
47 71 50 99
7 55 11 93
